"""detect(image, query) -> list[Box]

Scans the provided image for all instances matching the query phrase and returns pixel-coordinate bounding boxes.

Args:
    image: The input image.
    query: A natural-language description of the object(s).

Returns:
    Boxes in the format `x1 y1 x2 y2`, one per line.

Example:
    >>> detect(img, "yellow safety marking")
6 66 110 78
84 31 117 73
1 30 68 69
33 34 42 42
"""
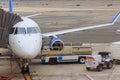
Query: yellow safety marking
24 74 32 80
46 54 60 56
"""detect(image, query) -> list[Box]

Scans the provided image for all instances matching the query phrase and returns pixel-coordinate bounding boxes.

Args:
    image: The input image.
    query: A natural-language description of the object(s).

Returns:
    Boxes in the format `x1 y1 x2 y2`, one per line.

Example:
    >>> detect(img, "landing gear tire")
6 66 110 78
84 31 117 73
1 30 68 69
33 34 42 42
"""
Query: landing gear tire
21 65 30 74
78 57 85 64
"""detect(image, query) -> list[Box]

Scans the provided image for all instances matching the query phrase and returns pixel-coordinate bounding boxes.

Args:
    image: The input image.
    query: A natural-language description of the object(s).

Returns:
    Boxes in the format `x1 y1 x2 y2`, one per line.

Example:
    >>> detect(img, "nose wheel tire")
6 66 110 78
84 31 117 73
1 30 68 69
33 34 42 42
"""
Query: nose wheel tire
21 65 30 74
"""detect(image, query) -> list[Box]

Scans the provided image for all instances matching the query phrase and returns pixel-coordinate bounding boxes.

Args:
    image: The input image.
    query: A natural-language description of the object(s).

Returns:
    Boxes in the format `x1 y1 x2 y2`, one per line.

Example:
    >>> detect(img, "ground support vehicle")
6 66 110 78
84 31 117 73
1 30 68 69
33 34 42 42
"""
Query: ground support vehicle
85 52 113 71
40 42 92 64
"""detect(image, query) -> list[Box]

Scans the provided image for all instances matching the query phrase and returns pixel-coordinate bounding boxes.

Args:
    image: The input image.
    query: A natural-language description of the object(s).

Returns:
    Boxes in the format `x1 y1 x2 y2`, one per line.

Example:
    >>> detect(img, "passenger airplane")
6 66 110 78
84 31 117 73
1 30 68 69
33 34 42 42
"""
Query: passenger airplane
0 0 120 73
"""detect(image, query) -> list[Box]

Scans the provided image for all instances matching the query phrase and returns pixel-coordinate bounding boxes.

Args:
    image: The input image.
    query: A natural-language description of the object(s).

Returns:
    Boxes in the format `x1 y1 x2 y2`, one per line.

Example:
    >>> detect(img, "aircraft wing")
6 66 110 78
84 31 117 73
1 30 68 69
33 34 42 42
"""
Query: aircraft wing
42 12 120 37
25 13 42 18
112 41 120 45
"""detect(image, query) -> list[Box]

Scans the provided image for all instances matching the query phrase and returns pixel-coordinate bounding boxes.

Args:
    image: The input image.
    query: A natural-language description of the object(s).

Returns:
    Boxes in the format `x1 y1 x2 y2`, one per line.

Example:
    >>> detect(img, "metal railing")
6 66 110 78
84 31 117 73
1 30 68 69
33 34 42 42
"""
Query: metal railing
41 42 92 53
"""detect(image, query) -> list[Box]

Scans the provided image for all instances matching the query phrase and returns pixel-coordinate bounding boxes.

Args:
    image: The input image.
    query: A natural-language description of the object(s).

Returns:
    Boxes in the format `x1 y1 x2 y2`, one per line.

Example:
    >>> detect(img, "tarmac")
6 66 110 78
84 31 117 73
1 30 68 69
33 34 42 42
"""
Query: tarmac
0 0 120 80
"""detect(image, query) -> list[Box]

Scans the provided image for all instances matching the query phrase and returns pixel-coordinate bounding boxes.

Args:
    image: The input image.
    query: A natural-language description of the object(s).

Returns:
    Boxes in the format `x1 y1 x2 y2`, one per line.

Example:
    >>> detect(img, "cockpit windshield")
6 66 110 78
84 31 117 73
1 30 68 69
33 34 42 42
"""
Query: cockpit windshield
9 27 40 34
15 27 26 34
27 27 40 34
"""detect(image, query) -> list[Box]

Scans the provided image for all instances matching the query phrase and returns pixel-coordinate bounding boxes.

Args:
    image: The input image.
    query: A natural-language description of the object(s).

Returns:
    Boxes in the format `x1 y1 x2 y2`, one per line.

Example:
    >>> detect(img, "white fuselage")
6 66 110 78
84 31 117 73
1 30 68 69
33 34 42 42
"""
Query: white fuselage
9 17 42 59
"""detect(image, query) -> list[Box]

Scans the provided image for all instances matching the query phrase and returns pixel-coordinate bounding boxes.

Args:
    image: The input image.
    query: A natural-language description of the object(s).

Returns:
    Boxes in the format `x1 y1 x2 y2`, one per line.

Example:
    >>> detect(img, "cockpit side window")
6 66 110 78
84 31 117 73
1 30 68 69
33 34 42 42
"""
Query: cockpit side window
9 28 15 34
14 27 26 34
36 27 40 32
27 27 40 34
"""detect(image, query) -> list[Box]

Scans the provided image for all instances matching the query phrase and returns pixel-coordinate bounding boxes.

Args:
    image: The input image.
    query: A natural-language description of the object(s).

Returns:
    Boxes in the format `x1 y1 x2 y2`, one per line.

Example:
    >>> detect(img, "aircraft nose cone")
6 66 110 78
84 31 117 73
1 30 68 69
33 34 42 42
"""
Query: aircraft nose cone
12 37 42 59
20 40 41 59
9 33 42 59
23 46 39 59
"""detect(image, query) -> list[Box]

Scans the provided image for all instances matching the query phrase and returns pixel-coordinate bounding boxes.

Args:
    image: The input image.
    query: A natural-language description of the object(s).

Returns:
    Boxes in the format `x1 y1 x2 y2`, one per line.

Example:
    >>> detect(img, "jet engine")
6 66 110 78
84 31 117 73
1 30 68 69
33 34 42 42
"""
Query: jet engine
49 37 64 50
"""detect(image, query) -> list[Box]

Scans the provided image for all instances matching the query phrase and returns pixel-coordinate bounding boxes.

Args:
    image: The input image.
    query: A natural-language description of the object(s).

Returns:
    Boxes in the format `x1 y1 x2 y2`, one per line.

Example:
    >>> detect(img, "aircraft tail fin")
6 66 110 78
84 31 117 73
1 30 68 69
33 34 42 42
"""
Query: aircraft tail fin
8 0 13 12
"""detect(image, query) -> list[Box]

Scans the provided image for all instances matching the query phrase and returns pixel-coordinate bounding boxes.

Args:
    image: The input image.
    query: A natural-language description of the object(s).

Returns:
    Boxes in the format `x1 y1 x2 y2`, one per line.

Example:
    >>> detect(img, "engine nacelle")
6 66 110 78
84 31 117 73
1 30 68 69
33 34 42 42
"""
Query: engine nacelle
49 37 64 50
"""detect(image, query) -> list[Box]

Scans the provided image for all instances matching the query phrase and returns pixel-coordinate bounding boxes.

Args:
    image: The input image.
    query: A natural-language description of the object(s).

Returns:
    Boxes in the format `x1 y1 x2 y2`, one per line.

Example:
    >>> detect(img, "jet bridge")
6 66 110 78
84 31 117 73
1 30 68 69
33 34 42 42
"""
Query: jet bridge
0 9 22 48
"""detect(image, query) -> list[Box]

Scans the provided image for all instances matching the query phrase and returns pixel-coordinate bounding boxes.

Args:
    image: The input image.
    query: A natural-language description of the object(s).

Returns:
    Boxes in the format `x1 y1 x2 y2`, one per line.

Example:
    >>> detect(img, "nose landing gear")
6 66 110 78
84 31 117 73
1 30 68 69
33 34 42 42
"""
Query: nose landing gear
21 63 30 74
18 59 30 74
18 59 32 80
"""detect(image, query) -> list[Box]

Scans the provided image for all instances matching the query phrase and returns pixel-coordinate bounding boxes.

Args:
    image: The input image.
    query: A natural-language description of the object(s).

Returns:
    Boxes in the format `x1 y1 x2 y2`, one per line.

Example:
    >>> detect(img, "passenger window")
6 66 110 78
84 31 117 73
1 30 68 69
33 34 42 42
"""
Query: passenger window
27 27 38 34
14 28 26 34
9 28 15 34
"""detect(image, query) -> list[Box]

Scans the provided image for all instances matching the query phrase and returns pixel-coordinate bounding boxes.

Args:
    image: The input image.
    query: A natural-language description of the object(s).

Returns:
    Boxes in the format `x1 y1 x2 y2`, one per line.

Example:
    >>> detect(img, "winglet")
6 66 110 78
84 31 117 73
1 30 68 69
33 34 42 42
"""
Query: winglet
8 0 13 12
110 12 120 25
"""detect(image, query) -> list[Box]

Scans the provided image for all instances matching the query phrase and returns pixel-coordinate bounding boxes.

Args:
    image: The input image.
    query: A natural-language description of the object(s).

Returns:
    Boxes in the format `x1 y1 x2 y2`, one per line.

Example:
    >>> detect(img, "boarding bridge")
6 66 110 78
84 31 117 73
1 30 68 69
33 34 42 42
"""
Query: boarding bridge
0 9 22 47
